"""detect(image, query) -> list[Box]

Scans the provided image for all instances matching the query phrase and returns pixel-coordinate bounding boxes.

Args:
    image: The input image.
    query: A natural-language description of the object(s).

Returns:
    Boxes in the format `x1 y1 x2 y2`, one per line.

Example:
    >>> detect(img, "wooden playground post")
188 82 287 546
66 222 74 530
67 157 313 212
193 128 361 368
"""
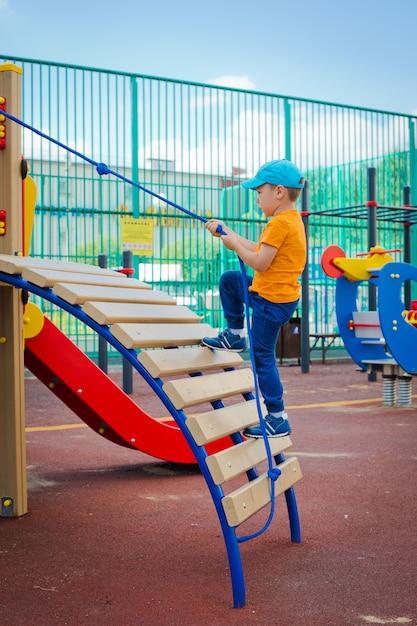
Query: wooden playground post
0 63 27 517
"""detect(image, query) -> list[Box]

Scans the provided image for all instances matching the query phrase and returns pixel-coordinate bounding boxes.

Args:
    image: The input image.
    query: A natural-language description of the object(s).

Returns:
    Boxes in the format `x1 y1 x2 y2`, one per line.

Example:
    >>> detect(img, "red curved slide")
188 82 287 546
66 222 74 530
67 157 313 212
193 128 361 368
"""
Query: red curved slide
24 317 197 464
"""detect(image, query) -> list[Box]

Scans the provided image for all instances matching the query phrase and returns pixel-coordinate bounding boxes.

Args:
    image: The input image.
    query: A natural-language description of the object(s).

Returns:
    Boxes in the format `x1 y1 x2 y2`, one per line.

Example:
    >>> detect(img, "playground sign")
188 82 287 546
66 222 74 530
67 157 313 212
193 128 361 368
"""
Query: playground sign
120 217 153 256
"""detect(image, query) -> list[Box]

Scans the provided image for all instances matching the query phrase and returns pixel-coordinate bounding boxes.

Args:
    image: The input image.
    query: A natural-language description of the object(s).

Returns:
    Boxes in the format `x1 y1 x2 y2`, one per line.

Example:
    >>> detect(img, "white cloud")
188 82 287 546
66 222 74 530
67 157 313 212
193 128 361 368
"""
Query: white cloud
22 126 93 164
208 75 256 91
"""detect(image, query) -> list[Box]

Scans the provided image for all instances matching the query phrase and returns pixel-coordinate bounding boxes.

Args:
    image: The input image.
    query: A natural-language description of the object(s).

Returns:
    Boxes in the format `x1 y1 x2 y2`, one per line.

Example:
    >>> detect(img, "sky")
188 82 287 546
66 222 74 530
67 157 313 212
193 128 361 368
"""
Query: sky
1 0 416 116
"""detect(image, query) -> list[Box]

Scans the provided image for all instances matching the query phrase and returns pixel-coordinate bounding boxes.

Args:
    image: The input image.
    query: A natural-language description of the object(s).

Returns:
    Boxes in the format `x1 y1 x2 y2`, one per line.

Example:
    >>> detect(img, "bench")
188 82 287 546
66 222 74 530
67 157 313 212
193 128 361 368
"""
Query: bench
309 333 340 364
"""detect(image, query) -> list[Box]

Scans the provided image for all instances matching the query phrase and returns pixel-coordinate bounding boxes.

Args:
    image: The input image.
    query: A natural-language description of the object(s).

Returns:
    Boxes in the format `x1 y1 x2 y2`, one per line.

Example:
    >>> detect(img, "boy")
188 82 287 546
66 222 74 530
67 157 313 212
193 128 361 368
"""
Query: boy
202 159 306 438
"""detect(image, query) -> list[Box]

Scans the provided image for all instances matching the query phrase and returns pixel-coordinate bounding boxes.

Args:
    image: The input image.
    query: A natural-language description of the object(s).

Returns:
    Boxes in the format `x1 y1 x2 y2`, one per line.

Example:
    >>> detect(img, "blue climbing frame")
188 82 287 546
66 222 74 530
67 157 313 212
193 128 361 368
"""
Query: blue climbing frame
0 270 301 608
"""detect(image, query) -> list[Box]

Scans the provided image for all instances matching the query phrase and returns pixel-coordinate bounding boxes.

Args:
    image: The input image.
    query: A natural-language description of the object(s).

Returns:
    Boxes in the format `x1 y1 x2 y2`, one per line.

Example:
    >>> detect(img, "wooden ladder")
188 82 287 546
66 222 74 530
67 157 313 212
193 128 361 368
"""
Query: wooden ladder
0 254 302 608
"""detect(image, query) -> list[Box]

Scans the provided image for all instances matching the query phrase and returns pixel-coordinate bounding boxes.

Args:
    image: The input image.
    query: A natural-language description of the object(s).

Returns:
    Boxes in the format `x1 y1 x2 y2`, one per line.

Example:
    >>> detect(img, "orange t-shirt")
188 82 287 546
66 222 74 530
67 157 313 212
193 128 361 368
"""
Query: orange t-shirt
249 209 306 303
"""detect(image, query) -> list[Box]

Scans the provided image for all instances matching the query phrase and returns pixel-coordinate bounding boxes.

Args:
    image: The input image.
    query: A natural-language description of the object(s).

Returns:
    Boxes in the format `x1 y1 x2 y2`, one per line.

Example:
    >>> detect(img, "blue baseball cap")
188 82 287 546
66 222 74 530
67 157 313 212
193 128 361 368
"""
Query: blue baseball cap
241 159 304 189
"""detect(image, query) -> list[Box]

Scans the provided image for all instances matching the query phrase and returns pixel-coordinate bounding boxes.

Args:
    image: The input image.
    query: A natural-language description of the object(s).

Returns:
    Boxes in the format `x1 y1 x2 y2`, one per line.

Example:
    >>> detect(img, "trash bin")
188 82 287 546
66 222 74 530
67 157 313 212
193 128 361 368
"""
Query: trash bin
276 316 301 363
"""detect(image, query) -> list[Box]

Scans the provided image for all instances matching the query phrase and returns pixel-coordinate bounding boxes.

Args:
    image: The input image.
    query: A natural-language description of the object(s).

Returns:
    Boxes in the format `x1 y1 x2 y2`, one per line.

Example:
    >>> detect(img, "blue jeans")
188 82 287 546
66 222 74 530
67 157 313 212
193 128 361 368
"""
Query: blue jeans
219 270 298 414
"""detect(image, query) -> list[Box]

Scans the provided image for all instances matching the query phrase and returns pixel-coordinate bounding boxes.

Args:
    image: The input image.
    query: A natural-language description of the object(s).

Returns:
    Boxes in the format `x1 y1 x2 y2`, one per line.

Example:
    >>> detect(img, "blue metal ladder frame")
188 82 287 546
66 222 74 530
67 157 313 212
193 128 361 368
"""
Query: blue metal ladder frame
1 270 301 608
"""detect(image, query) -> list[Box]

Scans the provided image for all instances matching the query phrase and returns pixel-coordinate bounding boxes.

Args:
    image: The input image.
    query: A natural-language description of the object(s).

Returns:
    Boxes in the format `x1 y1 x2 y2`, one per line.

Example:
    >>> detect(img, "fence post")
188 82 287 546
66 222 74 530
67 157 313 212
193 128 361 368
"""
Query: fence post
403 185 412 309
97 253 108 374
367 167 377 311
301 180 310 374
122 250 133 394
366 168 378 381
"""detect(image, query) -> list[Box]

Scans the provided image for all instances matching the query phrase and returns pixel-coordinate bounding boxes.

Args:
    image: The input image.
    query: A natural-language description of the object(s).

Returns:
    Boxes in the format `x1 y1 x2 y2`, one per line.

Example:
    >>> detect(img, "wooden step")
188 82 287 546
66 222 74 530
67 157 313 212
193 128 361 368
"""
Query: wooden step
0 254 117 276
22 267 147 289
82 301 200 326
162 368 254 410
111 322 217 349
138 346 243 377
186 400 259 444
222 457 302 527
53 282 169 305
206 436 293 485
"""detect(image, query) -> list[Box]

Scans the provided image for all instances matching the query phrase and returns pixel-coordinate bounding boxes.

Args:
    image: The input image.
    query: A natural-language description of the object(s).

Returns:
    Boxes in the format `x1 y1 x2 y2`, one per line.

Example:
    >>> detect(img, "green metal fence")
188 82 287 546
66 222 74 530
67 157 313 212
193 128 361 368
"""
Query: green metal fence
1 55 417 357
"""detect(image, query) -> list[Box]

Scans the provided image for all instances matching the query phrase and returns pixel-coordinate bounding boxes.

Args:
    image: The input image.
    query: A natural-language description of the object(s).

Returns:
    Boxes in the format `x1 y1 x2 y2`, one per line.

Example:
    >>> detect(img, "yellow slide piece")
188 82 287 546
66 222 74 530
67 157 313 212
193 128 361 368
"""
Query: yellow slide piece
23 302 44 339
23 174 37 256
333 246 394 281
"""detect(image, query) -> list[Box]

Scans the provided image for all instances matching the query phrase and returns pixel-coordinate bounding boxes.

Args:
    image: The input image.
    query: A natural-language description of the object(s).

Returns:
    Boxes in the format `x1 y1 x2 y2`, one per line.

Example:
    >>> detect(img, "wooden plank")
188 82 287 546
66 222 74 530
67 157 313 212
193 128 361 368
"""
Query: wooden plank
186 400 259 444
162 368 254 410
138 346 243 378
82 301 200 326
222 457 302 527
53 282 166 305
21 268 146 289
0 254 119 277
111 322 217 349
206 436 293 485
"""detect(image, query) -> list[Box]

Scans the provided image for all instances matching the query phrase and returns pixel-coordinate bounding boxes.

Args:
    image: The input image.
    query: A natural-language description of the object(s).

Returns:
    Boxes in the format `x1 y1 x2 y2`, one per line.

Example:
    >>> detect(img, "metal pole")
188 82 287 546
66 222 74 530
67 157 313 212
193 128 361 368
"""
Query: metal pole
301 181 310 374
122 250 133 394
130 76 140 280
97 253 108 374
408 119 417 207
367 168 377 311
403 186 411 309
367 168 377 382
284 99 291 160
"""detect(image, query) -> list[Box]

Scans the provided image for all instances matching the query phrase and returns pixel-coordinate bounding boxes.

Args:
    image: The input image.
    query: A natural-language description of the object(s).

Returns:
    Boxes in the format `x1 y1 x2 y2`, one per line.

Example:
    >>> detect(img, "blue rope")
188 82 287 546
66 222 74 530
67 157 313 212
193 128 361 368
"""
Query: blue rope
2 110 207 225
4 109 282 540
236 258 281 543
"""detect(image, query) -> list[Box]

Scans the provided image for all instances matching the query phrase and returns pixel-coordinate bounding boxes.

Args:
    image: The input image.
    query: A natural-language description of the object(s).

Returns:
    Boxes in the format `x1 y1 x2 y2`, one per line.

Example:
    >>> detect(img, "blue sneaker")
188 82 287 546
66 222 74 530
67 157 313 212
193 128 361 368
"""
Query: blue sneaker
244 413 291 438
202 329 247 352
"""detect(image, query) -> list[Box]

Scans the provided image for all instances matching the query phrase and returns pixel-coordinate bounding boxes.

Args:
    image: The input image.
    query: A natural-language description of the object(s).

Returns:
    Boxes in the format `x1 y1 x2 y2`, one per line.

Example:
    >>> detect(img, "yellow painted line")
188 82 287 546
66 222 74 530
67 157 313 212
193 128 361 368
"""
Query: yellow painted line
26 416 174 433
287 397 384 410
26 394 417 434
26 423 88 433
286 394 417 410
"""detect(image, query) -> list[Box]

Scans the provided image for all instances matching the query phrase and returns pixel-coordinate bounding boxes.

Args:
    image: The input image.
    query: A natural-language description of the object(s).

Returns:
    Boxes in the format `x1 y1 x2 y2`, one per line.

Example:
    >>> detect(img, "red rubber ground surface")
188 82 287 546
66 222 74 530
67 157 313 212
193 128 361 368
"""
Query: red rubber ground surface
1 362 416 625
